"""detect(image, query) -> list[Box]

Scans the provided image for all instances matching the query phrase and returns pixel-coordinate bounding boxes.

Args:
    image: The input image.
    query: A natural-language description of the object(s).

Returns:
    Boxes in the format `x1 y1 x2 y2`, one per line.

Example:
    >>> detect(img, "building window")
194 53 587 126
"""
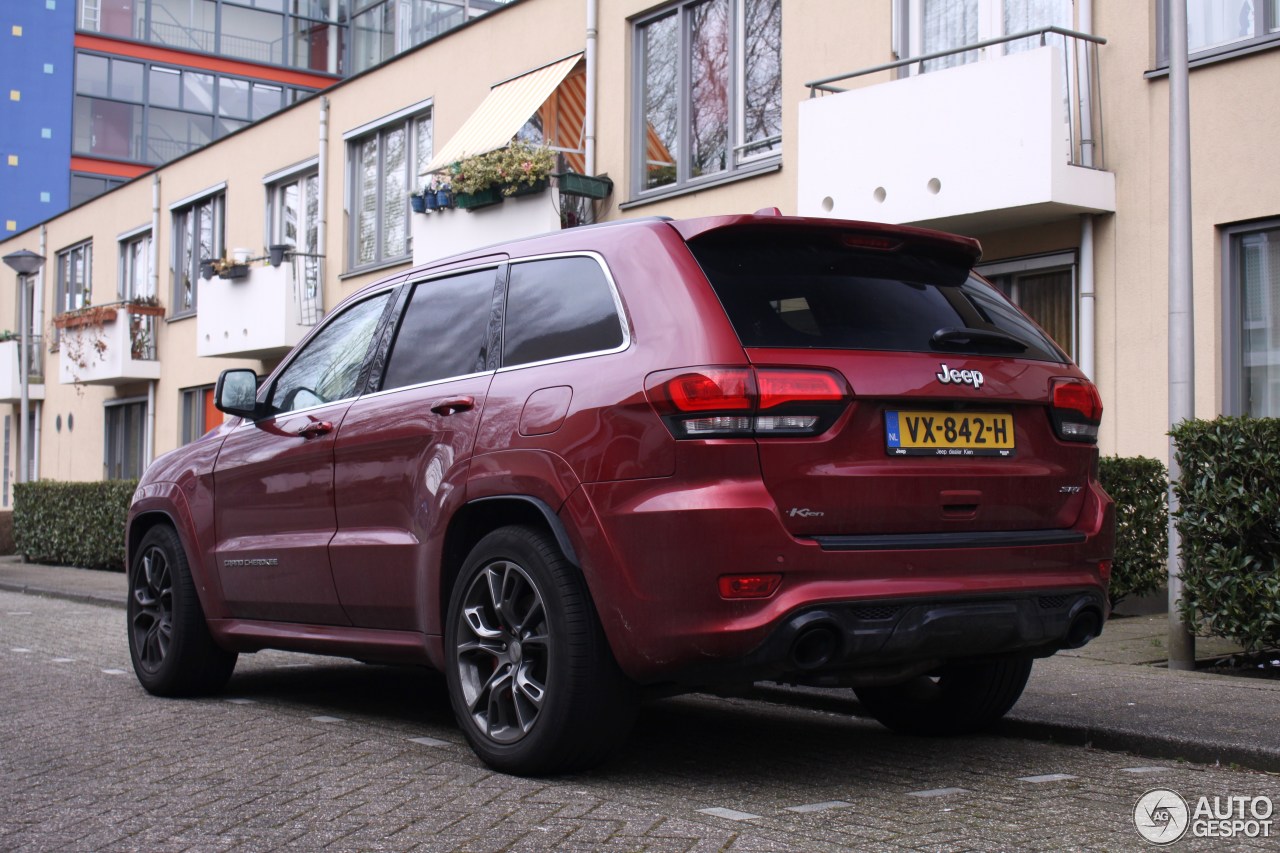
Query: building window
350 0 504 74
267 165 323 320
55 241 94 316
633 0 781 196
105 399 147 480
895 0 1074 72
1227 221 1280 417
119 229 154 301
346 107 433 271
1158 0 1280 66
73 50 316 167
171 191 225 316
77 0 348 75
70 174 127 207
976 252 1077 362
180 385 221 443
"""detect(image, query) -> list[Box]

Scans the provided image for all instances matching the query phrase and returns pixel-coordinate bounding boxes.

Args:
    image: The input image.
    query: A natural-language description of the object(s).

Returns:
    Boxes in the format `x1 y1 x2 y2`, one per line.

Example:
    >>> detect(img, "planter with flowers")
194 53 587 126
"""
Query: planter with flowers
445 142 555 211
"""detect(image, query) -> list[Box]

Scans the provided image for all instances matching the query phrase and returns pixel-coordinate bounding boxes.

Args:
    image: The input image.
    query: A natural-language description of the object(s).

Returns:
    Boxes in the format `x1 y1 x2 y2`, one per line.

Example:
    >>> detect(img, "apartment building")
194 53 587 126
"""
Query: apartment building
0 0 1276 502
0 0 510 235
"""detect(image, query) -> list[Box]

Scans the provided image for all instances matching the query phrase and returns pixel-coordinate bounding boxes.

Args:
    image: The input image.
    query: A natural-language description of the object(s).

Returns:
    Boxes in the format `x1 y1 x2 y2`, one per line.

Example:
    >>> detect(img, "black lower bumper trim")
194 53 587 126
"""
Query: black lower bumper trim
812 529 1087 551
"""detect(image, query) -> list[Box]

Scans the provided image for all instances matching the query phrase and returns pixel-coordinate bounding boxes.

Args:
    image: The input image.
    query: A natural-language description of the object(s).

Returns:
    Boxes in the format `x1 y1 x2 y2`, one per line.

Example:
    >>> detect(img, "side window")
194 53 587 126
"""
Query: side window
503 257 625 367
270 292 391 413
382 269 497 391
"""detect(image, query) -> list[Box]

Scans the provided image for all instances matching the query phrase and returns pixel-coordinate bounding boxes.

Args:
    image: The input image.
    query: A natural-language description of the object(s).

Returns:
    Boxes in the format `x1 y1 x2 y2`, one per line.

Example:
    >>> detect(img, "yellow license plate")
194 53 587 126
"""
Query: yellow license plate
885 411 1015 457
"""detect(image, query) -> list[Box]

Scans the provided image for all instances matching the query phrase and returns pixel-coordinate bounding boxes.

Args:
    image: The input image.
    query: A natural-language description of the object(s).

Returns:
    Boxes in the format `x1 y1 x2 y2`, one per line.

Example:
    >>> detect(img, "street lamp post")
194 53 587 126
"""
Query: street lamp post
2 249 46 484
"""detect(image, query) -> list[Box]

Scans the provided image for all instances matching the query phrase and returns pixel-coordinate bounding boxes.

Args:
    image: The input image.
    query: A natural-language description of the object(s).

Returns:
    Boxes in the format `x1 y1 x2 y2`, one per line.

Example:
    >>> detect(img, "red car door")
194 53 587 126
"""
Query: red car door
213 290 394 624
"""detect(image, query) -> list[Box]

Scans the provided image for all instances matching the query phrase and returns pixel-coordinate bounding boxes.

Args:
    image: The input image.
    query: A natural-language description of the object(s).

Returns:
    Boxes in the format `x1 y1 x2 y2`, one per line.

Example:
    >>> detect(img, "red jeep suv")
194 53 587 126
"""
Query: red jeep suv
126 212 1114 775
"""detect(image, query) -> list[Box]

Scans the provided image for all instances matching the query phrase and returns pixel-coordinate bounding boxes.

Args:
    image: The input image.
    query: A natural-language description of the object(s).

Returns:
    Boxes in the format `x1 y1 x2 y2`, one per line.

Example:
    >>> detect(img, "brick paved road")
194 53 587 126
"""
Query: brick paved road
2 590 1277 852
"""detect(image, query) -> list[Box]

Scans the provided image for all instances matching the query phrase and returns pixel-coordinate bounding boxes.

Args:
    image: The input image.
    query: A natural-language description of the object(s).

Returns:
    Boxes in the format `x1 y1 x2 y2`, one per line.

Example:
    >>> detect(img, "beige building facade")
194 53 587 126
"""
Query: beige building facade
1 0 1277 500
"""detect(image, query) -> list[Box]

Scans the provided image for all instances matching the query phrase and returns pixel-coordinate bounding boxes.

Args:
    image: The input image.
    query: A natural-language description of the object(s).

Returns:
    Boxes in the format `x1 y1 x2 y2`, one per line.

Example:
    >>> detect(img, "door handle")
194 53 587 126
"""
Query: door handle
296 420 334 439
430 396 475 416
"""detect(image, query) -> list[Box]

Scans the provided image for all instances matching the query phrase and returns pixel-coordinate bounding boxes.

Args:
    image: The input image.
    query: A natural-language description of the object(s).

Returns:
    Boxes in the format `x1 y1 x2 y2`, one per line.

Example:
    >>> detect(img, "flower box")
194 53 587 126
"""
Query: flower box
410 193 428 214
508 177 550 198
218 263 250 280
556 173 613 199
455 186 504 210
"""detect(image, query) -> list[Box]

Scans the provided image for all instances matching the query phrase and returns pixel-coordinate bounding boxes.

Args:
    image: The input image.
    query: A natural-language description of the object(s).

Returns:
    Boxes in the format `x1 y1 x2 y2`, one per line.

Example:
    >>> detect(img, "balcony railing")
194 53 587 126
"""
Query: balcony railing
805 26 1106 170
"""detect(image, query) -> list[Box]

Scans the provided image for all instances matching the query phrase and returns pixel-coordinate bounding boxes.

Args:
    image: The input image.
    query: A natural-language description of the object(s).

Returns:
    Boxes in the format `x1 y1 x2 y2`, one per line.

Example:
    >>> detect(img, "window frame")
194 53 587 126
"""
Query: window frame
55 240 94 318
343 101 433 274
104 397 148 480
170 186 226 318
629 0 782 204
180 384 219 444
117 225 154 302
1155 0 1280 70
1222 217 1280 416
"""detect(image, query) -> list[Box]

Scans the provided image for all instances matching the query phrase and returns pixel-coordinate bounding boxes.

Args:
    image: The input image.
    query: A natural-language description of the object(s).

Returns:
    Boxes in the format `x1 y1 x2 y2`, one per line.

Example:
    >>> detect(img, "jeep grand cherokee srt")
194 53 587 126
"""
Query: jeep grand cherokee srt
126 211 1114 775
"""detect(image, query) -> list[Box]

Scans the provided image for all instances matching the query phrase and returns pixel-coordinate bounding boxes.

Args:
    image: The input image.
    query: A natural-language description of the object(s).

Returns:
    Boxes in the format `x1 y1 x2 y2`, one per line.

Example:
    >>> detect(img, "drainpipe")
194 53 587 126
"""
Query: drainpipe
1078 217 1095 380
1167 0 1196 670
1075 0 1095 382
145 173 161 467
35 224 47 481
318 96 329 285
585 0 598 175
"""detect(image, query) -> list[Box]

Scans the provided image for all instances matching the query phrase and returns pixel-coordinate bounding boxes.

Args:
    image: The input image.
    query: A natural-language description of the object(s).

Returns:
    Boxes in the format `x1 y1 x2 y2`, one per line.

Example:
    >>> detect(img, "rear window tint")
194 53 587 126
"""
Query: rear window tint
382 268 497 390
687 231 1066 363
503 256 624 366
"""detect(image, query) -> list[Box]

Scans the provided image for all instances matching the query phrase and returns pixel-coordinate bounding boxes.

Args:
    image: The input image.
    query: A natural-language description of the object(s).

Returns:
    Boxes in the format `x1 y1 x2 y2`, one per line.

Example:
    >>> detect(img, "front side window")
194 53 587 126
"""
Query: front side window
1229 221 1280 416
171 192 225 315
105 400 147 480
270 292 391 412
634 0 781 196
56 242 93 315
347 108 432 271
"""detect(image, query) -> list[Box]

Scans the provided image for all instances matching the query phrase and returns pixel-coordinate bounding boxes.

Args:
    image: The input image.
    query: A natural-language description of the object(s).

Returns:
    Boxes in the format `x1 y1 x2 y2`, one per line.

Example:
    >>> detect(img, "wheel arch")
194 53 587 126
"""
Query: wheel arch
437 495 580 635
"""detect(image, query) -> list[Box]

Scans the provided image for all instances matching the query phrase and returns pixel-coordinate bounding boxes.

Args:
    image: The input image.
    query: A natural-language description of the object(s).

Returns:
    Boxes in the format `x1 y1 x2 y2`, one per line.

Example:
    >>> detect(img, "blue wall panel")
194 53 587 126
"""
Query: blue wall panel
1 0 75 238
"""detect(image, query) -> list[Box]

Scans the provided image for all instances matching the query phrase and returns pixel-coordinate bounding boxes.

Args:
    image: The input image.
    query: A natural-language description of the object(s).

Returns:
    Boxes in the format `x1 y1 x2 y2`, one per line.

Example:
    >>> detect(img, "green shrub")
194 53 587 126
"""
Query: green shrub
14 480 136 571
1099 455 1168 607
1171 416 1280 652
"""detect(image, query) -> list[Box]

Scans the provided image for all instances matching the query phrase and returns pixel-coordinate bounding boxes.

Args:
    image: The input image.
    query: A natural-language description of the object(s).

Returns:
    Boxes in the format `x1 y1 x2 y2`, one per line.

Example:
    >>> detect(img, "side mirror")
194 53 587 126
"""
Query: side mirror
215 368 264 419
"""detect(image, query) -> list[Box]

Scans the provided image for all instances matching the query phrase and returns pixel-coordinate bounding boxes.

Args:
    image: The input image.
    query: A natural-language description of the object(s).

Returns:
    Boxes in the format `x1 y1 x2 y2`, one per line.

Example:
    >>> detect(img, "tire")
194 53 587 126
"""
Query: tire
445 525 637 775
127 525 237 697
853 657 1033 736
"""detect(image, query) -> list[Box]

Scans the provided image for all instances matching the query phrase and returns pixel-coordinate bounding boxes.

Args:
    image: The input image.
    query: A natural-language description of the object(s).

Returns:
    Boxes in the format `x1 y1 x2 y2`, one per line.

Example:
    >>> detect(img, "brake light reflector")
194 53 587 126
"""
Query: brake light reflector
1050 378 1103 442
646 366 851 439
717 574 782 599
665 369 752 412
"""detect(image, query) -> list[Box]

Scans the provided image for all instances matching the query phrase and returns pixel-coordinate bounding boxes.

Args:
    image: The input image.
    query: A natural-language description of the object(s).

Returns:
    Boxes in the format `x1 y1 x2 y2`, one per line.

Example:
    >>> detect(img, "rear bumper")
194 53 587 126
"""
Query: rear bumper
565 472 1114 686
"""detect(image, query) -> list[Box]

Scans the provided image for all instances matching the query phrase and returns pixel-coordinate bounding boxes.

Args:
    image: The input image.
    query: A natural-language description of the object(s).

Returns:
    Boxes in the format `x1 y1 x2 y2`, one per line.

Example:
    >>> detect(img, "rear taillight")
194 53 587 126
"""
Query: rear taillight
1050 378 1102 442
646 366 850 439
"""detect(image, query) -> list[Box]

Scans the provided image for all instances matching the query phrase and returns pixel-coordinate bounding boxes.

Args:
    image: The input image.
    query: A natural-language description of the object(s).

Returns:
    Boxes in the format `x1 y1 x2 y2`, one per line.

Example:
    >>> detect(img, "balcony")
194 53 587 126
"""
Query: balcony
798 28 1115 233
196 255 324 360
55 303 163 386
412 185 562 267
0 337 45 403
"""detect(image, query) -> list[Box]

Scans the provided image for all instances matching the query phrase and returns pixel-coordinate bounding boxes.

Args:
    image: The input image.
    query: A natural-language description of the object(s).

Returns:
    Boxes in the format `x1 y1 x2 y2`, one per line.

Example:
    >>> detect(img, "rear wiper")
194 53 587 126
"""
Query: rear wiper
931 326 1028 352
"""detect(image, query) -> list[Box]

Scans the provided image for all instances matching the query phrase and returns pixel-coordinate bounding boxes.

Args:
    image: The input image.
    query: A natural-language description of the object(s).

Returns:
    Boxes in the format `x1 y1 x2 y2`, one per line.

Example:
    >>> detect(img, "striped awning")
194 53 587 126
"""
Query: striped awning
424 53 584 174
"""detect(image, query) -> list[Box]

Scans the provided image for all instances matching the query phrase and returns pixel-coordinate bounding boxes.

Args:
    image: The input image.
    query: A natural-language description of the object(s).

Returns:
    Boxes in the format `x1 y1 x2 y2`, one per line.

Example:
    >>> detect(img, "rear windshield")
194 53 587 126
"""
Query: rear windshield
687 230 1067 363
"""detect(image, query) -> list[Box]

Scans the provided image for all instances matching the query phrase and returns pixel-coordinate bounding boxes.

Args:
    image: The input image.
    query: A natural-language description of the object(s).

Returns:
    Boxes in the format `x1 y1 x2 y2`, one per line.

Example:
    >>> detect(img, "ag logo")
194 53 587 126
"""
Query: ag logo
1134 788 1190 845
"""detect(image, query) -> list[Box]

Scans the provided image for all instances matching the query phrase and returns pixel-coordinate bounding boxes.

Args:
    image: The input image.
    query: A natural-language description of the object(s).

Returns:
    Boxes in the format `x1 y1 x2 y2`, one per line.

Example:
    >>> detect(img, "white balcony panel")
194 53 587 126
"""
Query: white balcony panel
412 189 561 267
197 262 319 360
798 46 1115 233
58 310 161 386
0 340 44 403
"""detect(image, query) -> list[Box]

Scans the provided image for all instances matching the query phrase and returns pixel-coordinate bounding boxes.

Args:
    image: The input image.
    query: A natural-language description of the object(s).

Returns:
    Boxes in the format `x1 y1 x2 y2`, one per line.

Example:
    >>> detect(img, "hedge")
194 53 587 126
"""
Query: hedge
14 480 136 571
1171 416 1280 653
1098 455 1168 607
